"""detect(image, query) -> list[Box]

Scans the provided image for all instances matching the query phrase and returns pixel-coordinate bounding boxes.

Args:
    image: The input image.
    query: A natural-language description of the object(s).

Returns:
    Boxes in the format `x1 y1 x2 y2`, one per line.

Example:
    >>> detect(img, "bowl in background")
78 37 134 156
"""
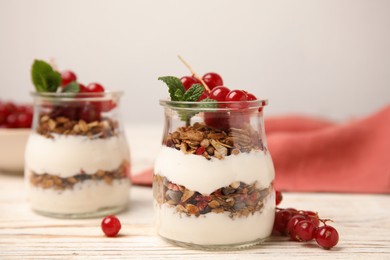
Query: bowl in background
0 128 30 174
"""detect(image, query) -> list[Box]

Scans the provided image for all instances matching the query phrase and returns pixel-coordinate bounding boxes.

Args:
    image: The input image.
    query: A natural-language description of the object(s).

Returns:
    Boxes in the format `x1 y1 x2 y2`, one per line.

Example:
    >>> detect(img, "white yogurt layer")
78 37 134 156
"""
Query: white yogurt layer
154 146 275 194
28 179 130 214
25 133 129 177
155 192 275 246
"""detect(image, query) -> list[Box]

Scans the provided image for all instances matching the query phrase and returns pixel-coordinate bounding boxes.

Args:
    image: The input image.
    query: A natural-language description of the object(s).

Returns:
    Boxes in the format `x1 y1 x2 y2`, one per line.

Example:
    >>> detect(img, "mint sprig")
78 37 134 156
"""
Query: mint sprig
159 76 218 124
31 60 61 92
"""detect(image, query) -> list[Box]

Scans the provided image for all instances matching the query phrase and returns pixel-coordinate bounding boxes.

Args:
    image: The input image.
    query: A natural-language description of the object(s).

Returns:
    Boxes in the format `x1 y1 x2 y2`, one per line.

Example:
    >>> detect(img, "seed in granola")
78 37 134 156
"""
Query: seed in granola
185 204 200 216
165 190 183 204
206 146 215 155
230 181 241 189
48 119 57 130
222 186 236 196
210 140 228 156
180 129 204 142
231 148 240 155
208 200 220 209
180 190 195 203
200 138 210 147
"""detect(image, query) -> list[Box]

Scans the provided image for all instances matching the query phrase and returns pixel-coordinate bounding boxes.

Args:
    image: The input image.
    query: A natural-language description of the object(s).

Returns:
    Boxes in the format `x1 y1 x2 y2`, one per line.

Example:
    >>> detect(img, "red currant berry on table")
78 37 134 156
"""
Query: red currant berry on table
101 215 121 237
209 86 230 102
61 70 77 87
272 208 296 235
87 83 105 93
315 225 339 249
287 214 310 241
180 76 200 90
202 72 223 90
294 219 316 242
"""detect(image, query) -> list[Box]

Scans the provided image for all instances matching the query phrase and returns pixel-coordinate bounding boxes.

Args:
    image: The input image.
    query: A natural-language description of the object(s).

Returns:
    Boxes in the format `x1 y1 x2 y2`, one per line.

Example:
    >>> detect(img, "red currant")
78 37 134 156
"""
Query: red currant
16 112 33 128
196 146 205 155
101 215 121 237
78 83 89 93
275 190 283 206
87 83 105 93
315 225 339 249
226 90 248 102
61 70 77 87
294 220 316 242
246 93 257 100
202 72 223 90
180 76 200 90
287 214 309 240
204 112 230 130
209 86 230 102
79 103 101 122
5 113 18 128
272 209 295 235
198 92 209 101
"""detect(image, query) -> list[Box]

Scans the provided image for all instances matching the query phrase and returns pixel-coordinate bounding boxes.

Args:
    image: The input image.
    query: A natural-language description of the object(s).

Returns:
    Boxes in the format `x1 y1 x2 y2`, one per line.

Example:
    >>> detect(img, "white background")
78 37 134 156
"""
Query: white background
0 0 389 125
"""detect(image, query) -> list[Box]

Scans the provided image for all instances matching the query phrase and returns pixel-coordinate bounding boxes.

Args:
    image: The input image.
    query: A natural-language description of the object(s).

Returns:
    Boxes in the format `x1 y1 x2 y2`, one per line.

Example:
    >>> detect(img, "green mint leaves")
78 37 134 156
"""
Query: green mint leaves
62 81 80 93
158 76 185 101
31 60 61 92
158 76 218 125
183 84 204 101
158 76 204 102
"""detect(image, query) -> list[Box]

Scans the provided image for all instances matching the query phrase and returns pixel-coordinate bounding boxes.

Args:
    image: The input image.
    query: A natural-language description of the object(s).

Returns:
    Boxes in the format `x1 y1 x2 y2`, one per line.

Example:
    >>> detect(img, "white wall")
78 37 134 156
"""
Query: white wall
1 0 389 125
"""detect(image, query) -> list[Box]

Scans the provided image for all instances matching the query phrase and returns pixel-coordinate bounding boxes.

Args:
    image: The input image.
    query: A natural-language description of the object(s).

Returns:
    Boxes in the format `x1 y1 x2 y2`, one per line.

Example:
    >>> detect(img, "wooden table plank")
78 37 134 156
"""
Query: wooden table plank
0 173 389 259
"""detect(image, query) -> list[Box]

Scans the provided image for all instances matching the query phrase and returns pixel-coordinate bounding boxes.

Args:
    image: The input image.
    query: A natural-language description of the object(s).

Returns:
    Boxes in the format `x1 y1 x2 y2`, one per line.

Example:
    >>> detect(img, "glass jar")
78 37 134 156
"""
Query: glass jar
153 100 275 249
24 92 131 218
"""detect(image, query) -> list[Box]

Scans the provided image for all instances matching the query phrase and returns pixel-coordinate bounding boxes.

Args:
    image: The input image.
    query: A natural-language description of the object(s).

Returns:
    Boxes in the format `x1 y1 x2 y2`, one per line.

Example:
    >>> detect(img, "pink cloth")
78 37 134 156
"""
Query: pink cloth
131 106 390 194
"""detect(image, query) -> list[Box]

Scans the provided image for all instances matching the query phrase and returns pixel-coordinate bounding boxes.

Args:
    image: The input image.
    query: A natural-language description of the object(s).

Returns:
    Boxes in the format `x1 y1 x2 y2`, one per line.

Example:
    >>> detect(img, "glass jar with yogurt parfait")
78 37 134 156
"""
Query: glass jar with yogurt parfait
25 91 131 218
153 99 275 249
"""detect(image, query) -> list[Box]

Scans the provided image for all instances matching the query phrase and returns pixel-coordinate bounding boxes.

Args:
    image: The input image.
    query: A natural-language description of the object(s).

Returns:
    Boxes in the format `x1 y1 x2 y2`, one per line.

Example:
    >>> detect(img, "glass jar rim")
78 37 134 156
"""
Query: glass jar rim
160 99 268 111
30 91 123 101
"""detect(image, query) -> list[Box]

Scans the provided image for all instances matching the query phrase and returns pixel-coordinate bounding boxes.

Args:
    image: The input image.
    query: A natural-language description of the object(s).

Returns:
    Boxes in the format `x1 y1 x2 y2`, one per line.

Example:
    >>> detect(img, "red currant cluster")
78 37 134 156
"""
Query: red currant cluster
181 73 260 130
54 70 115 122
101 215 121 237
180 72 257 102
273 191 339 250
60 70 106 94
0 101 33 129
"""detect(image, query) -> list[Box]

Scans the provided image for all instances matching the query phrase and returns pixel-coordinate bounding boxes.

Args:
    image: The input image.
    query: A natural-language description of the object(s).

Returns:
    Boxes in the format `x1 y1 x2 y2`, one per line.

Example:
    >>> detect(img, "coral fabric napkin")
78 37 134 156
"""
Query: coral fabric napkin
131 105 390 194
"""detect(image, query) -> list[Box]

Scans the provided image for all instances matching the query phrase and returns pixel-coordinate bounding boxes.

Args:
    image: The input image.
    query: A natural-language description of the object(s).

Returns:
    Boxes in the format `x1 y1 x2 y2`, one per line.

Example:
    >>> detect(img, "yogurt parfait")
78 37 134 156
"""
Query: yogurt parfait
154 71 275 249
25 60 130 218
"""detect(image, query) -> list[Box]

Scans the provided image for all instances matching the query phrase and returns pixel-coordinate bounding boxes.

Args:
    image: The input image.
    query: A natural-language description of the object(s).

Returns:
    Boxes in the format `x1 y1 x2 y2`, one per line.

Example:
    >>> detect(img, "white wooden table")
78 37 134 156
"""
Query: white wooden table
0 173 389 259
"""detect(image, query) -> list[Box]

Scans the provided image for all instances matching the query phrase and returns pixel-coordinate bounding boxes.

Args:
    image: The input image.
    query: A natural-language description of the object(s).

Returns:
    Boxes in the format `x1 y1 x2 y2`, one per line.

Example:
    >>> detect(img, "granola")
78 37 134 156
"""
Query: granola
163 122 265 159
153 174 272 219
29 161 129 190
37 114 119 139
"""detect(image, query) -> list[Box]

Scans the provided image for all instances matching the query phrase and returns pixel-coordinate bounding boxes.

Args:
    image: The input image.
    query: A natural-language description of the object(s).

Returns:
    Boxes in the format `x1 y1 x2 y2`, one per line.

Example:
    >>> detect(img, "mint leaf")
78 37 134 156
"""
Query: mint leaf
183 84 204 101
62 81 80 93
31 60 61 92
174 88 184 100
158 76 186 101
199 98 217 107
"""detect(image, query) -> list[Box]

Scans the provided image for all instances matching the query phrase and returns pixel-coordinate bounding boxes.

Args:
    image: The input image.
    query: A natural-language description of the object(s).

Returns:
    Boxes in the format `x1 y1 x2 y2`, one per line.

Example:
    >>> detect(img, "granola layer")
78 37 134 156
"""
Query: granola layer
163 122 265 160
37 114 119 139
153 174 272 219
29 160 129 190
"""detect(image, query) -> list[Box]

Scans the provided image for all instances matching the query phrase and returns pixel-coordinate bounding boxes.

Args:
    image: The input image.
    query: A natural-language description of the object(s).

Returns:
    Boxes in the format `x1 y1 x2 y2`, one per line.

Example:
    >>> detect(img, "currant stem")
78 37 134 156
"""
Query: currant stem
177 55 211 93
